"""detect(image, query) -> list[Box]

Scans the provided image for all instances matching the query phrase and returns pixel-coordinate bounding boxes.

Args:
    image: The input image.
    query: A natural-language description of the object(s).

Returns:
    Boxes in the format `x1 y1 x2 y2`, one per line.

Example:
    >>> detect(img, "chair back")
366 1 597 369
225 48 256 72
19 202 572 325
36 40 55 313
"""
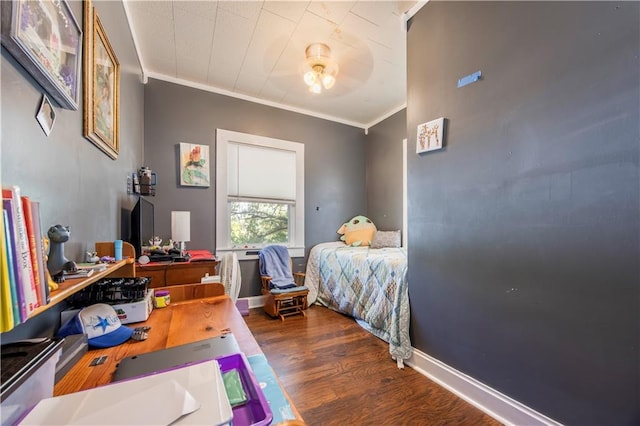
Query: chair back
155 283 225 303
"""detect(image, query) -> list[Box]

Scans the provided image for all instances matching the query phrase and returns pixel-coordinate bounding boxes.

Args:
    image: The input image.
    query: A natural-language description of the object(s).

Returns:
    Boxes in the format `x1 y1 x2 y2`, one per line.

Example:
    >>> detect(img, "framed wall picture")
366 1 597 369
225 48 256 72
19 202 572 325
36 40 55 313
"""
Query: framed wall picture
36 95 56 136
417 117 444 154
83 0 119 159
0 0 82 110
179 143 211 187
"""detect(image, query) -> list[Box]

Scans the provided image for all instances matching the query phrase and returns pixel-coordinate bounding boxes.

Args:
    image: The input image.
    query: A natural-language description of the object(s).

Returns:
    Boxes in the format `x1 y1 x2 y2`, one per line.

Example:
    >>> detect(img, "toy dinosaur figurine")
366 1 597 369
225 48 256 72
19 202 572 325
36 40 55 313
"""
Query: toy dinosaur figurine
46 225 77 283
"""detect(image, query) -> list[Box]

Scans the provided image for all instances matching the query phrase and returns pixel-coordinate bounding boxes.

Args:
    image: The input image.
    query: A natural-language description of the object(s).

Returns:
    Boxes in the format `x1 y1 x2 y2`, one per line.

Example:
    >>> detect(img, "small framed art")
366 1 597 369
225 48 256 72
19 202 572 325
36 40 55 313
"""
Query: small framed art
179 143 211 187
36 95 56 136
417 117 444 154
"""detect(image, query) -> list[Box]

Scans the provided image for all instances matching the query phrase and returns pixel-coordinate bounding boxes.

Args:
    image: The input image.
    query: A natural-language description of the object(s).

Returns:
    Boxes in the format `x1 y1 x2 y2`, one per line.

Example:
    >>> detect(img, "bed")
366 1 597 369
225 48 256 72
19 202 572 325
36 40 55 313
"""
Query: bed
305 242 411 367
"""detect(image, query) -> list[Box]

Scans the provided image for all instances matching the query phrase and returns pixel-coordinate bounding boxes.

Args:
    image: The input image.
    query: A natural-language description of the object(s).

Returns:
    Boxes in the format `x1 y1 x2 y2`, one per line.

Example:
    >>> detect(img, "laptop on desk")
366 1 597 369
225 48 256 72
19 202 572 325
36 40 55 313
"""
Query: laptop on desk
112 333 241 382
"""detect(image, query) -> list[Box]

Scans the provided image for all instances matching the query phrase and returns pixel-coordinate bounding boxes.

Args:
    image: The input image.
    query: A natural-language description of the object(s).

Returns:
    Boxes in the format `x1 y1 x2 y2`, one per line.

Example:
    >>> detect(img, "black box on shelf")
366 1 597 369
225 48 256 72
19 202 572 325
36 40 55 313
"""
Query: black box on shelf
67 277 150 308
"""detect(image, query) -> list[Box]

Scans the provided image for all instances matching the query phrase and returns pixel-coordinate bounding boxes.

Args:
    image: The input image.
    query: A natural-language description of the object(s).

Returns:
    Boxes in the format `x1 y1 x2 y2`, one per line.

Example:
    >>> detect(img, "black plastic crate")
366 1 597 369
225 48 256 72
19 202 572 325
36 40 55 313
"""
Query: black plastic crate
68 277 150 308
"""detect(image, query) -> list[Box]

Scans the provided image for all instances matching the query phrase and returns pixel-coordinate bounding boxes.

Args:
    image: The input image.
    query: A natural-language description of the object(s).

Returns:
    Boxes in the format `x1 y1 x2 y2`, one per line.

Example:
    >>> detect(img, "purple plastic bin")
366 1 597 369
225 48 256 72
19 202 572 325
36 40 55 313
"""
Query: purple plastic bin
217 353 273 426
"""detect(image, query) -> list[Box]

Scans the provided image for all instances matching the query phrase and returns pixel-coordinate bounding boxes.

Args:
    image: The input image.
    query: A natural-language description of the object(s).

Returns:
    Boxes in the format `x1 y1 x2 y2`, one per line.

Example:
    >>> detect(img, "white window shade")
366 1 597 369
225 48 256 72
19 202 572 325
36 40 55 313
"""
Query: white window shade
228 143 296 201
217 128 304 258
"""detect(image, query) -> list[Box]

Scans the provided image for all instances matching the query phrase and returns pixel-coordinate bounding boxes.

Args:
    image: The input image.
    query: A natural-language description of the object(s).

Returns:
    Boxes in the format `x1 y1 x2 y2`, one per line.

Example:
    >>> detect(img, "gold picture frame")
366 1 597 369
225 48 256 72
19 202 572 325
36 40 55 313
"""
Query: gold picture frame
83 0 119 159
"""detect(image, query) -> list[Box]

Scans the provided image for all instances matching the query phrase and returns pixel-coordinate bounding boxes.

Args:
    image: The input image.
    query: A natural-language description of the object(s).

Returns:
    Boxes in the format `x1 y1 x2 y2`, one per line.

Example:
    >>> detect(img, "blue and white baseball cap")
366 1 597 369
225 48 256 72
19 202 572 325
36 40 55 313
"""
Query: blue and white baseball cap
58 303 134 348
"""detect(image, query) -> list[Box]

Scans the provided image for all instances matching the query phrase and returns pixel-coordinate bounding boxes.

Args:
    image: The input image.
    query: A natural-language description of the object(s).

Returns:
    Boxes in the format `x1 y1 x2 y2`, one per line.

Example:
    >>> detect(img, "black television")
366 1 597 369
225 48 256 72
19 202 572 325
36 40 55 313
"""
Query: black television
129 197 154 259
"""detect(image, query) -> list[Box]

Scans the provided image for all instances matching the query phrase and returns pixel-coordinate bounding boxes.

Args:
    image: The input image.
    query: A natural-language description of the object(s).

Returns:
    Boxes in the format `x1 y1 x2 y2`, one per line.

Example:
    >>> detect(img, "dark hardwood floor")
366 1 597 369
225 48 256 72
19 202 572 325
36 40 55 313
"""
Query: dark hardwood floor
244 305 501 426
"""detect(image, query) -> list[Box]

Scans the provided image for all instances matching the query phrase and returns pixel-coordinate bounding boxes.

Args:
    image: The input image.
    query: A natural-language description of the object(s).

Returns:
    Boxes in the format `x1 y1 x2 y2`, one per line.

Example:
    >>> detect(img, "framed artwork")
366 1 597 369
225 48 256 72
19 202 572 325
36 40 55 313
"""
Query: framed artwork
180 143 211 187
0 0 82 110
36 94 56 136
417 117 444 154
83 0 119 159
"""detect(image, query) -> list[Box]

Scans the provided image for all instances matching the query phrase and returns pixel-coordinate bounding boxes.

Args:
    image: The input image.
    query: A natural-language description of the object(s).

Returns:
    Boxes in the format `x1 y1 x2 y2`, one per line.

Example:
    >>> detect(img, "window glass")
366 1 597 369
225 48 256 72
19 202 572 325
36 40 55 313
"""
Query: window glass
229 201 289 245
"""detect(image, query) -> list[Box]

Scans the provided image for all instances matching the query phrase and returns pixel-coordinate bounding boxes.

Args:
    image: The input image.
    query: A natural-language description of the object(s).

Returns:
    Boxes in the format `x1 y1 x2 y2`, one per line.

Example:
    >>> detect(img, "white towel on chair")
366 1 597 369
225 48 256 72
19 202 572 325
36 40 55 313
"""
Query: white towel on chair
220 252 241 302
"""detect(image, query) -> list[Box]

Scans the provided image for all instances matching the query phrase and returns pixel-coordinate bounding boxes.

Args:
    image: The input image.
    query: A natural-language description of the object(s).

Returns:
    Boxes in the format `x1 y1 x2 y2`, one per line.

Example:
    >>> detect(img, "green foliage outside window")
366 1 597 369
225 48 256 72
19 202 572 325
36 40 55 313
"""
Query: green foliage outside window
230 201 289 245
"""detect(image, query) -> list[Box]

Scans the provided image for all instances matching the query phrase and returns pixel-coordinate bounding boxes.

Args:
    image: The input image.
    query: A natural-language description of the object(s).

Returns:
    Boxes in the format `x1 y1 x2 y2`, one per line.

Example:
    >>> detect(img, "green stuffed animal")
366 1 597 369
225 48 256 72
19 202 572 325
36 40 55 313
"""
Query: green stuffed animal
337 215 377 247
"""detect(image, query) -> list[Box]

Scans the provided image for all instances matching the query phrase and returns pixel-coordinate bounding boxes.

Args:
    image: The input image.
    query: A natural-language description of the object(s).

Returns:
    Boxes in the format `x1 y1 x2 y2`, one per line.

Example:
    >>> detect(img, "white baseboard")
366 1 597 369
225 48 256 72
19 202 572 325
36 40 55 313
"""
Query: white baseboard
240 295 267 309
406 348 563 426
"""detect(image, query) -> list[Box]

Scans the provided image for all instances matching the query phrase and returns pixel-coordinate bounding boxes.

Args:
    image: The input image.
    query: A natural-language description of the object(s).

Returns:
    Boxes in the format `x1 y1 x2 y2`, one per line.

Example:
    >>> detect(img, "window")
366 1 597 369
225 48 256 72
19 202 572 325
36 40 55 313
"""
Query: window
216 129 304 259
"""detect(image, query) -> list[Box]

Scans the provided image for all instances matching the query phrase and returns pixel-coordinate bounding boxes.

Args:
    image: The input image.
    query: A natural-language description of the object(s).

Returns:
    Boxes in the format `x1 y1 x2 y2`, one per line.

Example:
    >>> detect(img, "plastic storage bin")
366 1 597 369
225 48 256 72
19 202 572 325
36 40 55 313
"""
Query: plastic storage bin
1 338 63 425
217 353 273 426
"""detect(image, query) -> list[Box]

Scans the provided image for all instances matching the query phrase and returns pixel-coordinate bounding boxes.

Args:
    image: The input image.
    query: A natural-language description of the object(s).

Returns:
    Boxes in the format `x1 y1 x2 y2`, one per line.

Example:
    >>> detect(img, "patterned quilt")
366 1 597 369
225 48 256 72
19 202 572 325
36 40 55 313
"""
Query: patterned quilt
305 242 411 367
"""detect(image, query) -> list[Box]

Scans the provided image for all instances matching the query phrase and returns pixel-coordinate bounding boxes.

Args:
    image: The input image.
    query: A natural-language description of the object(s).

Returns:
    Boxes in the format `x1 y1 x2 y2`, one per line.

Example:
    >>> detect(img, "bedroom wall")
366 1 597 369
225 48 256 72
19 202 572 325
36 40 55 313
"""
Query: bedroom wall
144 78 367 297
1 1 144 340
406 2 639 424
366 109 406 232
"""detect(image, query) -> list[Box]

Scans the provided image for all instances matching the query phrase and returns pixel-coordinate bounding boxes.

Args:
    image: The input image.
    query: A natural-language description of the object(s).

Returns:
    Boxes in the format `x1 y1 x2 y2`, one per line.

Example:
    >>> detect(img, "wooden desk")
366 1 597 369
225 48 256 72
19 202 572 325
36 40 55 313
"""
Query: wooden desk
54 297 301 421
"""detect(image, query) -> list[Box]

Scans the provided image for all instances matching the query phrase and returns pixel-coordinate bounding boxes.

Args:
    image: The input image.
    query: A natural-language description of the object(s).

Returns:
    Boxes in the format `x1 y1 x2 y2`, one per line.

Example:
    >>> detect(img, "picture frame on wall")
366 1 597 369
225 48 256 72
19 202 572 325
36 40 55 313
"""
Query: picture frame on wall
416 117 444 154
0 0 82 110
179 143 211 187
36 95 56 136
83 0 120 160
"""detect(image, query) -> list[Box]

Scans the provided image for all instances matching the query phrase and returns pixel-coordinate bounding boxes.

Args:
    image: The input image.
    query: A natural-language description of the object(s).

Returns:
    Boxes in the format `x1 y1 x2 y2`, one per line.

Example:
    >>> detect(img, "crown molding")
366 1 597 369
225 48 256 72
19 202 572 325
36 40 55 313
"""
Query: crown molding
145 73 369 130
364 103 407 131
121 0 146 83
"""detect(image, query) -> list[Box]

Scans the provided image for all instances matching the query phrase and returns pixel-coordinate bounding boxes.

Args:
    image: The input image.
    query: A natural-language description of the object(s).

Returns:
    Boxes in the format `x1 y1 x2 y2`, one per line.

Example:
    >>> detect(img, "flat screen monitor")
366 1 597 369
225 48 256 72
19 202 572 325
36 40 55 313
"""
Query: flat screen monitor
129 197 154 259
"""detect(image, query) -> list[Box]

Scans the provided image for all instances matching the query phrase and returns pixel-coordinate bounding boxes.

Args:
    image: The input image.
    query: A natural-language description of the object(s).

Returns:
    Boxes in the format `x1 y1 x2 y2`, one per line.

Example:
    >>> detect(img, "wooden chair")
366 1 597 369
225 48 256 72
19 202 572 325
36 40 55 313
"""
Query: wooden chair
260 256 309 321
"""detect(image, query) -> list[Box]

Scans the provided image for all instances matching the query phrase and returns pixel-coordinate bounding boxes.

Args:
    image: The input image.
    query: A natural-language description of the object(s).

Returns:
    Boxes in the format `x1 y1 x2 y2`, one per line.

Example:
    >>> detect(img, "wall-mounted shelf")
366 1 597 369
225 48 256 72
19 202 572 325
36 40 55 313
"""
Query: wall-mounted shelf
25 242 136 321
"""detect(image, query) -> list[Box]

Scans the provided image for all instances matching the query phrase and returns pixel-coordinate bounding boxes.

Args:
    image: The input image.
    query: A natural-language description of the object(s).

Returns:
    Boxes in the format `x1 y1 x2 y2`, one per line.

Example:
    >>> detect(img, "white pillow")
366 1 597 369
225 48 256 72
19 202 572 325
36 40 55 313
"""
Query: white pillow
371 230 401 248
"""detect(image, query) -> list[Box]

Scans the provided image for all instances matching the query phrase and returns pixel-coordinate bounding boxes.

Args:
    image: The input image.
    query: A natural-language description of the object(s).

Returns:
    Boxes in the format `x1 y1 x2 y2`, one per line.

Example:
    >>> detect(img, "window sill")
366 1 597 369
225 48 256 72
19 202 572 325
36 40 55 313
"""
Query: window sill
216 247 305 261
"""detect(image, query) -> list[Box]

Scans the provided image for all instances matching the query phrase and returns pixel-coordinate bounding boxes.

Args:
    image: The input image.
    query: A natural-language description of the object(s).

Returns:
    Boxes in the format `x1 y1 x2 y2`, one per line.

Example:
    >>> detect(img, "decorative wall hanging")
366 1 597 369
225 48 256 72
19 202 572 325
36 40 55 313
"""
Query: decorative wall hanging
0 0 82 110
417 117 444 154
36 95 56 136
179 143 211 187
83 0 119 159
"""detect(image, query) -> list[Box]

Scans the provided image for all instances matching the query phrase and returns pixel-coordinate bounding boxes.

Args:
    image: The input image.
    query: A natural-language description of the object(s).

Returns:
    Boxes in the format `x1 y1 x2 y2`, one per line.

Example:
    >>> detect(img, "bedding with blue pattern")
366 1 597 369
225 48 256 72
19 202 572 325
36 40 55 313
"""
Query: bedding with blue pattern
305 242 411 367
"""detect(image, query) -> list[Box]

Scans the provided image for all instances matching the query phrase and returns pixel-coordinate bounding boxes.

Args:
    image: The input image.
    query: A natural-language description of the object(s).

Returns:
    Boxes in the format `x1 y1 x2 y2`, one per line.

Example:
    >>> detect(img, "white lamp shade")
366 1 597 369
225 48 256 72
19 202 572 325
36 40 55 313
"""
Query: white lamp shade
171 211 191 242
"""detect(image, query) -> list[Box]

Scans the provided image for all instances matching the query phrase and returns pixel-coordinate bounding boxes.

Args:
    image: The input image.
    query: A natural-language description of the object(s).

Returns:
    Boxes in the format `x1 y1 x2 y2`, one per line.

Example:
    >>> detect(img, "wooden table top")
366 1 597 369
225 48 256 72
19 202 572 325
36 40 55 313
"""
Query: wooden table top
54 296 263 396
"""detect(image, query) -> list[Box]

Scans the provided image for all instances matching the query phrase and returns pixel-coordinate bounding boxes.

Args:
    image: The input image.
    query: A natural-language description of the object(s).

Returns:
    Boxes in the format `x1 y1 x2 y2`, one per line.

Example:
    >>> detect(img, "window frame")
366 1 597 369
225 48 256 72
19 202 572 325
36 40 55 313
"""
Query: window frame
216 129 304 260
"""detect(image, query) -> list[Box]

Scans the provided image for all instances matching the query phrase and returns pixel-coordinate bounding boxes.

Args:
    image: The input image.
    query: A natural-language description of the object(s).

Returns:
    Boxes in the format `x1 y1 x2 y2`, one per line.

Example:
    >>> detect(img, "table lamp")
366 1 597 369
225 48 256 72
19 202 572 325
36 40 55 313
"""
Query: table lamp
171 211 191 259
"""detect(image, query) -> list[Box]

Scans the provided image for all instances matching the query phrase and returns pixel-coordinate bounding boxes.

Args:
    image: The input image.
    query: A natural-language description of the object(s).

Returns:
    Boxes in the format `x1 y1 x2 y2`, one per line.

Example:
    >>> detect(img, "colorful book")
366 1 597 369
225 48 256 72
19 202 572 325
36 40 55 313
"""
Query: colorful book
30 201 50 305
21 196 44 307
2 200 26 323
1 209 15 332
2 187 38 316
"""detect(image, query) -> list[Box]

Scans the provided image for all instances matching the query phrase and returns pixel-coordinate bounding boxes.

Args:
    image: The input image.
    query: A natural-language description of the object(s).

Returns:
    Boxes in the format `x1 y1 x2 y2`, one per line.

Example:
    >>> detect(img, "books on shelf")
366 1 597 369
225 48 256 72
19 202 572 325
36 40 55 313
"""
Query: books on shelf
2 187 38 322
21 196 44 307
1 209 15 332
63 269 95 279
76 263 108 273
1 186 59 331
3 201 26 324
30 201 50 305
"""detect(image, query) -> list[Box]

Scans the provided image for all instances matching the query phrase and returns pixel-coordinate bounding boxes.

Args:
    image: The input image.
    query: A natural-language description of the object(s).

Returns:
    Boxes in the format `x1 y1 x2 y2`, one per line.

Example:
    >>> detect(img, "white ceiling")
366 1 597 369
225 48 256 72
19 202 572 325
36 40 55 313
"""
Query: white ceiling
124 1 420 128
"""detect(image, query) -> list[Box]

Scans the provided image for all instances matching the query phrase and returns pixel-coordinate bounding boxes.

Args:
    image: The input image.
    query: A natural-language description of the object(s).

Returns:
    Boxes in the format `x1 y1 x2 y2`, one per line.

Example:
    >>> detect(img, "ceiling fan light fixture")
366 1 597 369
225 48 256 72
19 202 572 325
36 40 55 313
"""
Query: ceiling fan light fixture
303 69 317 86
304 43 339 94
310 81 322 94
322 74 336 89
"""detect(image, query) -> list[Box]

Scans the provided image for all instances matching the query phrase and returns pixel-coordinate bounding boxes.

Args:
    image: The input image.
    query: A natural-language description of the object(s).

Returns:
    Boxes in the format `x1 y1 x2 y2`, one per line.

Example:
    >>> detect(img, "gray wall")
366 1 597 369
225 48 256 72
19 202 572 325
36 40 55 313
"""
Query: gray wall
144 79 366 297
406 2 639 424
366 109 406 231
1 1 144 340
